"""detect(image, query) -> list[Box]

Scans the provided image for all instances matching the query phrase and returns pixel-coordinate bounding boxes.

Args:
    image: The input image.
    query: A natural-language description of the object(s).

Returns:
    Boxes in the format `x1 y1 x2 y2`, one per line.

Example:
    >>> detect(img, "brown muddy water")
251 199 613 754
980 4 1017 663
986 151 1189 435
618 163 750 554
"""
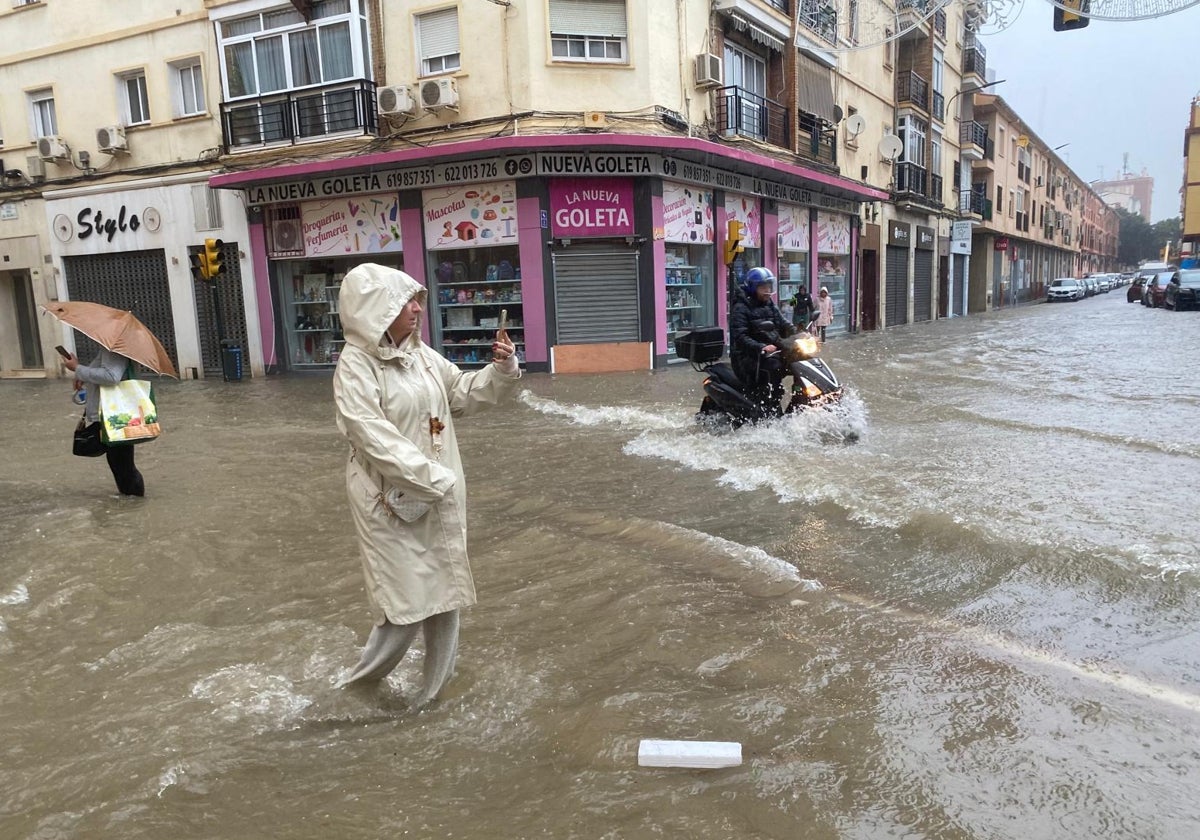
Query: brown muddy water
3 291 1199 839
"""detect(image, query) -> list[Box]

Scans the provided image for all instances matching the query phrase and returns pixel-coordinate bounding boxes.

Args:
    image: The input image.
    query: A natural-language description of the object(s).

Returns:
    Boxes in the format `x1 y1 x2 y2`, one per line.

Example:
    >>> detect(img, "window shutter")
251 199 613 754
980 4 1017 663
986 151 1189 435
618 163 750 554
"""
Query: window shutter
548 0 628 37
418 8 459 60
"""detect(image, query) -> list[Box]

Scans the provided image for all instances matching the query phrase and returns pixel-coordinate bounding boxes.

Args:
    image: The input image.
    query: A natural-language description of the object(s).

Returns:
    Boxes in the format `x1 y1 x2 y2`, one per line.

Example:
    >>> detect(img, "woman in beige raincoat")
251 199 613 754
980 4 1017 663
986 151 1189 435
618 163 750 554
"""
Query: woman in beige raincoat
332 263 521 702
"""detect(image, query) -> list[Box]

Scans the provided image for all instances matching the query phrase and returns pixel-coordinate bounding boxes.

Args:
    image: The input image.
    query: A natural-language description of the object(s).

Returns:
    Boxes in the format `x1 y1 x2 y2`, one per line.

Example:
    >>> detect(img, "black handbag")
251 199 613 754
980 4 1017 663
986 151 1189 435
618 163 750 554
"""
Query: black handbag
73 415 106 457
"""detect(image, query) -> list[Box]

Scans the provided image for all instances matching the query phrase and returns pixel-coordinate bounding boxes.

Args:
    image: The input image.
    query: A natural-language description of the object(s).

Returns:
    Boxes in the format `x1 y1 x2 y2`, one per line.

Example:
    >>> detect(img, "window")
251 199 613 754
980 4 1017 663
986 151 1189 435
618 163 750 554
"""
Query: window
416 7 460 76
998 126 1005 157
931 134 942 175
217 0 370 145
932 48 944 94
549 0 627 63
723 44 767 139
1009 189 1015 217
996 185 1002 213
29 89 56 137
883 28 894 68
898 114 927 167
120 71 151 125
171 59 206 117
847 0 859 45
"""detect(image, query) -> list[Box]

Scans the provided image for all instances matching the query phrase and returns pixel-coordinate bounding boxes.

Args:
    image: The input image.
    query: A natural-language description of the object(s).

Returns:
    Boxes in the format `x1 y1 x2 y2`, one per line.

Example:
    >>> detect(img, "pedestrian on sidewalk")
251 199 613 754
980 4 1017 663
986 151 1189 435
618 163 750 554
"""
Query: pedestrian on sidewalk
789 286 817 332
815 286 834 342
332 263 521 705
62 348 145 497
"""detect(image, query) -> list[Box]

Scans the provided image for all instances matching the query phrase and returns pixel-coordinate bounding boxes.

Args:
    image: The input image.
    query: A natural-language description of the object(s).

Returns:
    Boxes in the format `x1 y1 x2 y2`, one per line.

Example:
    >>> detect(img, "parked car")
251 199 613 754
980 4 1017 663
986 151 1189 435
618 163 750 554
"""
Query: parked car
1047 277 1083 302
1128 273 1150 302
1142 271 1175 307
1082 277 1097 297
1164 269 1200 311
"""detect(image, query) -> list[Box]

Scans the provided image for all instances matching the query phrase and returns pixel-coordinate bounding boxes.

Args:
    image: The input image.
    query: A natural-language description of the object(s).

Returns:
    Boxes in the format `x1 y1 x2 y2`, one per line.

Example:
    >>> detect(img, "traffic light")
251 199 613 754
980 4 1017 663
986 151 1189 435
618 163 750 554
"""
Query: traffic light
189 250 207 282
724 219 745 266
1053 0 1089 31
204 238 225 279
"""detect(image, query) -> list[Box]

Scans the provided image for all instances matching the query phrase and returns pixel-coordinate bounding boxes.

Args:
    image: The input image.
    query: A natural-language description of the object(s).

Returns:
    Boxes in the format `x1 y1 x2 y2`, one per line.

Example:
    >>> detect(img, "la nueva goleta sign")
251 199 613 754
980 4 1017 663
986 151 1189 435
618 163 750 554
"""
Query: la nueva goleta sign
243 152 860 216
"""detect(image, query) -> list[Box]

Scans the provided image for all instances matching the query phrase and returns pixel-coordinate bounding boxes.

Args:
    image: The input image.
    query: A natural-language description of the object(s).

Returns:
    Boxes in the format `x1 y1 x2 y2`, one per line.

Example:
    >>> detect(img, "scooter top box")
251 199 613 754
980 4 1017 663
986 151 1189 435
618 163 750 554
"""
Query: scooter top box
674 327 724 363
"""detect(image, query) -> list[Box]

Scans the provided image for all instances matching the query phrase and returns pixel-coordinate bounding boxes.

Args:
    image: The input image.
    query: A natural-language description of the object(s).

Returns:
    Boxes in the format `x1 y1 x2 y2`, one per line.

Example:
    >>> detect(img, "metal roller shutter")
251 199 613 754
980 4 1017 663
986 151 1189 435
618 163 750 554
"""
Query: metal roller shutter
192 240 249 376
552 247 640 343
913 249 933 322
885 246 908 327
952 258 967 315
64 250 179 374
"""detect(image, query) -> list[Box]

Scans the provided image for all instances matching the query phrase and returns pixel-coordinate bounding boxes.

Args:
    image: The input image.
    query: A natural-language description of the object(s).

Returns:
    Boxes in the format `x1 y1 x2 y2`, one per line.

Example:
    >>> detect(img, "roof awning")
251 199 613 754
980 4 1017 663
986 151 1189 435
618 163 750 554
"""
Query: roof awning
728 12 786 53
797 53 838 125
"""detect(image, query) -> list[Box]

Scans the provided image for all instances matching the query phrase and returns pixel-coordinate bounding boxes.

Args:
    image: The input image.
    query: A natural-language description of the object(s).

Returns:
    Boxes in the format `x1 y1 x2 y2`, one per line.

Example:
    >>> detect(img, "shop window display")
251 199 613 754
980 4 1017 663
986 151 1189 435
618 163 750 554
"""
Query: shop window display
281 256 403 367
431 245 523 367
664 244 712 361
815 212 852 336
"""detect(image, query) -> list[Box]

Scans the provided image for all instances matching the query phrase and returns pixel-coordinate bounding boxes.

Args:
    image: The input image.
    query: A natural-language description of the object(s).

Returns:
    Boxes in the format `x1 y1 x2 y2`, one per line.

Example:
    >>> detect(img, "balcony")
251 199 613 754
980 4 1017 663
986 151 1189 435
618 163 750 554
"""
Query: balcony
716 86 790 149
797 112 837 167
960 186 990 220
895 162 927 196
763 0 790 11
896 71 930 113
221 79 378 152
933 8 947 37
963 34 987 79
896 0 934 39
930 173 944 205
932 90 945 122
959 120 988 160
798 0 838 45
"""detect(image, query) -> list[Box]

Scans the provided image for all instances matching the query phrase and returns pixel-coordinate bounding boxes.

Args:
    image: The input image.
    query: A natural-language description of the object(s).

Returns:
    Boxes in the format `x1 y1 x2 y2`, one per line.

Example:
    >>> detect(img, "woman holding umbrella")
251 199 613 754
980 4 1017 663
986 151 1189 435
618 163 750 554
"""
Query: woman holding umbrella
45 301 177 498
63 347 144 497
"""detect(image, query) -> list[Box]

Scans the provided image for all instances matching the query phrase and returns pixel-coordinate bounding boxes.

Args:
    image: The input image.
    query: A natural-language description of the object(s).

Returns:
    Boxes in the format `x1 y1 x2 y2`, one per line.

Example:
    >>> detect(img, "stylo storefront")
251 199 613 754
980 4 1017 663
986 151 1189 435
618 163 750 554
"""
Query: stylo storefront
211 136 886 373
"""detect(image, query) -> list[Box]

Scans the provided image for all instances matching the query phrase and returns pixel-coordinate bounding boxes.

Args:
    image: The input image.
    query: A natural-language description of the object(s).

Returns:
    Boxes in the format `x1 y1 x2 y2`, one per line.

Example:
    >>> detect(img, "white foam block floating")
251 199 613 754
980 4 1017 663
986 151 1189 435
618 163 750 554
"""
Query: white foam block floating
637 739 742 769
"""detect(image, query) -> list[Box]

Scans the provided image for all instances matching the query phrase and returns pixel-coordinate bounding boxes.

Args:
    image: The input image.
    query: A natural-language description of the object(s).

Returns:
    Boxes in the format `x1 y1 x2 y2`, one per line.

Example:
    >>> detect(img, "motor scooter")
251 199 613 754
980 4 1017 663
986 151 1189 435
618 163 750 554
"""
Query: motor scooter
675 324 842 428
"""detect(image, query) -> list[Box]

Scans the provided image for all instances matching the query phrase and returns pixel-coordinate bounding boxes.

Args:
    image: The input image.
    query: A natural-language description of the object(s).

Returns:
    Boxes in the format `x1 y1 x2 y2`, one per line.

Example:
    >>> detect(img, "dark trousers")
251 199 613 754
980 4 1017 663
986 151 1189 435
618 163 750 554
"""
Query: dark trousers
105 444 145 496
735 354 785 417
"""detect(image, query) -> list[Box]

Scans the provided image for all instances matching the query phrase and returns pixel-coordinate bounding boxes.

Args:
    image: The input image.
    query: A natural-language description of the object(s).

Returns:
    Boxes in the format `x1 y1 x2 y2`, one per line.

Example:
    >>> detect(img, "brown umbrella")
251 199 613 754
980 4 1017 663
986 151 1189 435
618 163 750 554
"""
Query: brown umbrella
41 301 178 378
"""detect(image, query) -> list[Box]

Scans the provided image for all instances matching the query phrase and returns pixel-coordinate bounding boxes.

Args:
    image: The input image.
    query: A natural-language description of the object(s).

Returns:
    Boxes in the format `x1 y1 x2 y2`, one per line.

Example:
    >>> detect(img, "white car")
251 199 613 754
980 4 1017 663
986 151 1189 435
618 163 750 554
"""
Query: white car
1047 277 1083 301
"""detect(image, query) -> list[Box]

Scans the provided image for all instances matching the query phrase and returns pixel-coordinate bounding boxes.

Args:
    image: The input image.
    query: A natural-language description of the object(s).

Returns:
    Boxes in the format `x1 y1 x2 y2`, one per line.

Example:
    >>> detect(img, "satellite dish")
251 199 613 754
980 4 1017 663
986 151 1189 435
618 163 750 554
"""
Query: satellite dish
879 134 903 162
845 114 867 137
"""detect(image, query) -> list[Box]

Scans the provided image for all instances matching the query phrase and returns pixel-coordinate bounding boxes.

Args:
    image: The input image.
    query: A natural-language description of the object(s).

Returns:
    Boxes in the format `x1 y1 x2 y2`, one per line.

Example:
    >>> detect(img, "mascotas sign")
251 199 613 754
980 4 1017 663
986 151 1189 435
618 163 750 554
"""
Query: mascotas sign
549 177 634 238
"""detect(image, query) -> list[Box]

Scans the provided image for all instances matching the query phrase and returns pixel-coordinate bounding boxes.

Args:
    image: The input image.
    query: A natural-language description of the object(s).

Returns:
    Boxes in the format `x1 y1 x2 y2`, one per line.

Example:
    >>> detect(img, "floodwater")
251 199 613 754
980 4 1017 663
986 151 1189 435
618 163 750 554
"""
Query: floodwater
3 290 1199 839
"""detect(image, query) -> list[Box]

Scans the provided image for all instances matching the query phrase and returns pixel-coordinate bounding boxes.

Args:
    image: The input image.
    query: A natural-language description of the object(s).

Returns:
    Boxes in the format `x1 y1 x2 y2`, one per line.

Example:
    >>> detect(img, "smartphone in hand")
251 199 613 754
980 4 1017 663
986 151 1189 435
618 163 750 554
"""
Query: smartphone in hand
55 345 71 359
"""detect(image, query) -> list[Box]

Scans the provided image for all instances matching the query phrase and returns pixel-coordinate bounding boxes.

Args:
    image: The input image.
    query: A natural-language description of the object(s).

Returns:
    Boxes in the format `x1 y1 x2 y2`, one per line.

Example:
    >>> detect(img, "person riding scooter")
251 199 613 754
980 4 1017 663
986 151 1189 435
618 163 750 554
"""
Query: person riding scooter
729 267 794 417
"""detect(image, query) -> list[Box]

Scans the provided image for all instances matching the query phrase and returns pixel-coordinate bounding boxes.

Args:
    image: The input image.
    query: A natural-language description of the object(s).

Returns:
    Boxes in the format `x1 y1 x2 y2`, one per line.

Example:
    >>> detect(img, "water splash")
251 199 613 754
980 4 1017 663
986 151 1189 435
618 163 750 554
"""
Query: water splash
191 664 314 731
1 582 29 605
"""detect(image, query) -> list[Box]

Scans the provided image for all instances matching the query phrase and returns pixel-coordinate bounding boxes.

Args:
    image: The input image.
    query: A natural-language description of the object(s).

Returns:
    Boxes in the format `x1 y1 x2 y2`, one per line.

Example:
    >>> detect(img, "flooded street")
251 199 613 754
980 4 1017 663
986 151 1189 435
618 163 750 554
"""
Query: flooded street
3 291 1199 839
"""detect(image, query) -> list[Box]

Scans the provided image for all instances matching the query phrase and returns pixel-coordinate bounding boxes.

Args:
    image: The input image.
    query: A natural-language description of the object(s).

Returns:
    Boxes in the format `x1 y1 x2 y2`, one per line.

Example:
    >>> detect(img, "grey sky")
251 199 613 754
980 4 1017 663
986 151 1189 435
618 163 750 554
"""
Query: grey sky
980 0 1199 221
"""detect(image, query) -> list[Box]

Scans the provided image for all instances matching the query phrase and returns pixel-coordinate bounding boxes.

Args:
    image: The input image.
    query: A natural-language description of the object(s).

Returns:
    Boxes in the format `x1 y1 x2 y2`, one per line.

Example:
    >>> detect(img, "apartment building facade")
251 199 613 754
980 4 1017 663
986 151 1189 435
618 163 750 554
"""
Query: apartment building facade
1 0 1117 380
1182 96 1200 265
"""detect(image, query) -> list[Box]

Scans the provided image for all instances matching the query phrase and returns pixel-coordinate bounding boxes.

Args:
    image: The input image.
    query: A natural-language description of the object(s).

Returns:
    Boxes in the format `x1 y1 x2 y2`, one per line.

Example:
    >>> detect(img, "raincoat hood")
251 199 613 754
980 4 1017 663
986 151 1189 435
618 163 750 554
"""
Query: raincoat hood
339 263 428 358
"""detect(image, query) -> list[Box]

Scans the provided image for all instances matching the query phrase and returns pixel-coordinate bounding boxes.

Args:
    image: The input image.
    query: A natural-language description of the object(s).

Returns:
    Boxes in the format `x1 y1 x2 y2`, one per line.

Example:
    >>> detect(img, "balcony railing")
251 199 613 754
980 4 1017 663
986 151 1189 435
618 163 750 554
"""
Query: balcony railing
716 86 790 149
960 187 989 218
932 90 945 122
933 8 947 36
963 33 987 78
797 112 837 166
960 120 988 149
799 0 838 45
221 78 378 151
895 162 928 196
763 0 791 12
896 71 930 112
930 173 943 205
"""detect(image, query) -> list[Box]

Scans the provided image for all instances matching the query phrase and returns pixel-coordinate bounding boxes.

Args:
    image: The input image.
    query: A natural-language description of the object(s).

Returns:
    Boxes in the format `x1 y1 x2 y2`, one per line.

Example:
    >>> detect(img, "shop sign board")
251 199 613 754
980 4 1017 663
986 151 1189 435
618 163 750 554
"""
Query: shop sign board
888 220 911 247
777 204 810 252
662 181 713 244
301 194 403 257
0 203 17 221
422 181 518 251
950 220 972 255
817 212 851 255
724 193 761 248
995 236 1009 251
549 177 634 237
244 151 862 216
915 225 936 250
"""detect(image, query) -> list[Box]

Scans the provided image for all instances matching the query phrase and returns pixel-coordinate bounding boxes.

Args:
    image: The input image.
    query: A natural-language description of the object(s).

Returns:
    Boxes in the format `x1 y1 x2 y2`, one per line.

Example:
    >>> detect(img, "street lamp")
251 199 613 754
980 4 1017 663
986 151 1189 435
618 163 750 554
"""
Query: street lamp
945 78 1006 115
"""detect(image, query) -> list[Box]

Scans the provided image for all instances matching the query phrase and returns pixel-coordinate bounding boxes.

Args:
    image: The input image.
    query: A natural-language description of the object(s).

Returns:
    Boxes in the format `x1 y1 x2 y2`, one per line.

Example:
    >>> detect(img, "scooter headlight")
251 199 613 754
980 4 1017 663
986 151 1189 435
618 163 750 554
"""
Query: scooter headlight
784 334 820 361
802 382 823 399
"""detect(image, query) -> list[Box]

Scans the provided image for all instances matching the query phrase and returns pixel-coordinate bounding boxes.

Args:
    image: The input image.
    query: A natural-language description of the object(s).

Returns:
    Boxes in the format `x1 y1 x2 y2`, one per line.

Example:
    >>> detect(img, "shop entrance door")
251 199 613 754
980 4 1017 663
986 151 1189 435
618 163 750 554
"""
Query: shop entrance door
885 246 908 327
913 249 933 322
952 258 967 315
551 246 640 343
4 270 44 369
859 249 878 331
63 250 179 374
938 256 950 318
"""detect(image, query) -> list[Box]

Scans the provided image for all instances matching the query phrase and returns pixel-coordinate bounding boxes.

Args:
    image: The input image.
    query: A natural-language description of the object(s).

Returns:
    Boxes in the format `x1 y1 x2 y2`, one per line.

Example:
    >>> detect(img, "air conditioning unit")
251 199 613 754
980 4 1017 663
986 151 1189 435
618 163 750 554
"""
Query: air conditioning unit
37 135 69 162
378 85 418 116
96 125 128 153
24 155 46 182
419 77 459 112
694 53 722 89
270 218 302 253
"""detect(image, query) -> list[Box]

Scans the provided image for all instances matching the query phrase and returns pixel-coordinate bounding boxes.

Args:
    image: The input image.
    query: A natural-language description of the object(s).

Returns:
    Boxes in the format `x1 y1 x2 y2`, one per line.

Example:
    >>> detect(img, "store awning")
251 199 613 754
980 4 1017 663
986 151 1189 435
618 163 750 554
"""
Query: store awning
728 12 786 53
797 53 838 125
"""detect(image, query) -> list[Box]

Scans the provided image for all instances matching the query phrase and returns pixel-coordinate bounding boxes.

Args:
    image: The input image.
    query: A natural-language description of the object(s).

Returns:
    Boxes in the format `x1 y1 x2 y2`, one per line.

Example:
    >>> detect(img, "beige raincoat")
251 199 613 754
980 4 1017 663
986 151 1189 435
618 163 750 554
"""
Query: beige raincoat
333 264 521 626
